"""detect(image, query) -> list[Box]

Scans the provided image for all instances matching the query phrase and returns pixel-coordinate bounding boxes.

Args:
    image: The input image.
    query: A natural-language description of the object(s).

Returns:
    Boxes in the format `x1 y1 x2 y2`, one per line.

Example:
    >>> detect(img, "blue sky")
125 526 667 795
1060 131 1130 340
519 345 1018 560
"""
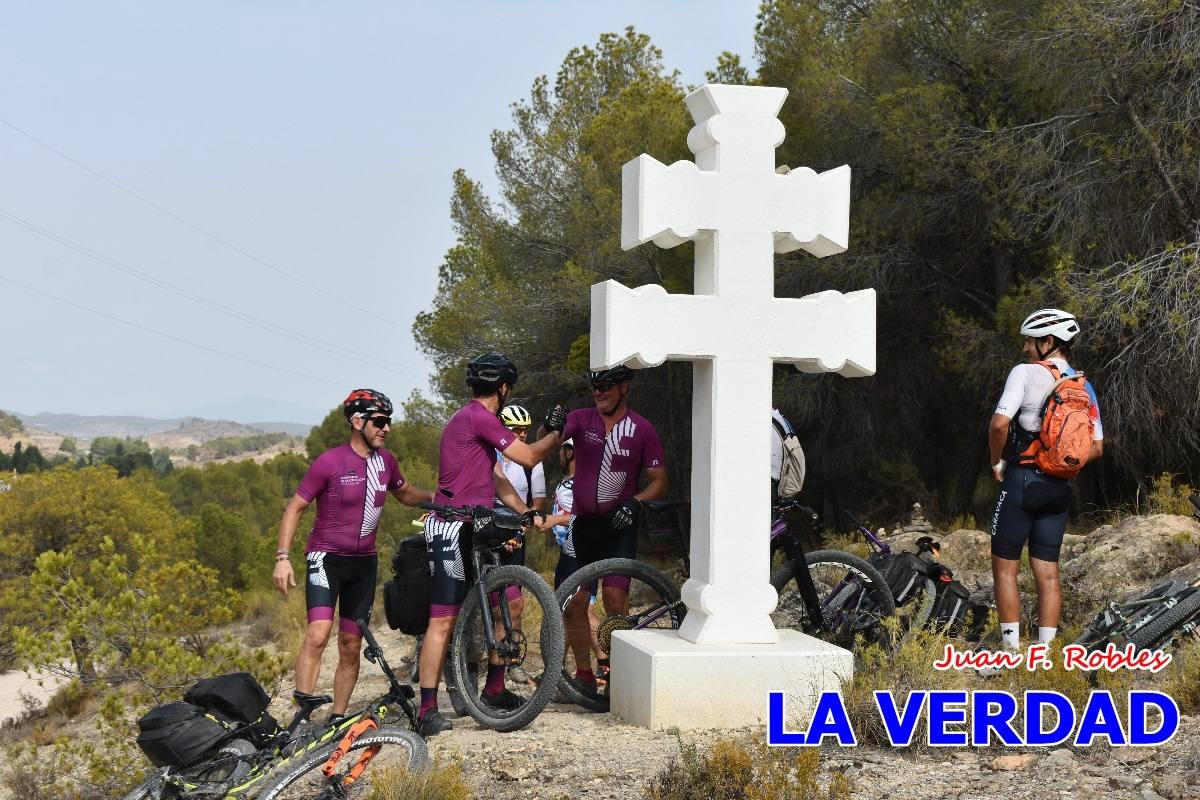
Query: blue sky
0 1 759 423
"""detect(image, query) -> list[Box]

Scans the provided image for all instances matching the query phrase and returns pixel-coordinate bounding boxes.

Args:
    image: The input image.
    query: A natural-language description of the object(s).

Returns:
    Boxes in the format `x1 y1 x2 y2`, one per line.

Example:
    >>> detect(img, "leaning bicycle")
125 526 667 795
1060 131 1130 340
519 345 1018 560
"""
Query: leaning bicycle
122 618 427 799
553 498 896 712
1073 494 1200 654
419 500 566 732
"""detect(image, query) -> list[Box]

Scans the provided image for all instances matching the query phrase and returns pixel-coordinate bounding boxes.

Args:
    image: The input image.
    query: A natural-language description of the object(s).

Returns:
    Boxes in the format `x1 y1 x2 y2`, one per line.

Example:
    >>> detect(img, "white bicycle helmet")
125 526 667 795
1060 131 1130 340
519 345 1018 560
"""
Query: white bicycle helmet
1019 308 1080 342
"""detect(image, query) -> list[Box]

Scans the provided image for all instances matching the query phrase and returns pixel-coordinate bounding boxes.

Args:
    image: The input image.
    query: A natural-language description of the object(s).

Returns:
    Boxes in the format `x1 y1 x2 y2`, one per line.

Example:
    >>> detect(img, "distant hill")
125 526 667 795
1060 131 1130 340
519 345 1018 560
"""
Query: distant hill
12 412 312 444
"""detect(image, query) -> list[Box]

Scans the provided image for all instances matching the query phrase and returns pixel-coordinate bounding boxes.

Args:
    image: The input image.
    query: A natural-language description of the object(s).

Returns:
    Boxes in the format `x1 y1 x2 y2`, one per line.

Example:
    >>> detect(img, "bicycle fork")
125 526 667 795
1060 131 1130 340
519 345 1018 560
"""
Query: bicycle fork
319 717 380 787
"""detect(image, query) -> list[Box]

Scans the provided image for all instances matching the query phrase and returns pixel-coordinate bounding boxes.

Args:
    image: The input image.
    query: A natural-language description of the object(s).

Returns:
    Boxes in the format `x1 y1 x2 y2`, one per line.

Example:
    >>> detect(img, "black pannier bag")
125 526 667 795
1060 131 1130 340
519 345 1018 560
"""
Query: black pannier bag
184 672 280 745
136 701 229 767
868 550 931 607
384 534 431 635
926 573 974 633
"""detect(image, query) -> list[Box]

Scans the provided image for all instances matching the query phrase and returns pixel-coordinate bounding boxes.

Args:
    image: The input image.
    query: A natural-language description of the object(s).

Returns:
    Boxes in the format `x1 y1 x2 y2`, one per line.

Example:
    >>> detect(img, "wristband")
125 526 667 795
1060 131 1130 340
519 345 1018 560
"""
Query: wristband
275 553 290 562
275 548 289 555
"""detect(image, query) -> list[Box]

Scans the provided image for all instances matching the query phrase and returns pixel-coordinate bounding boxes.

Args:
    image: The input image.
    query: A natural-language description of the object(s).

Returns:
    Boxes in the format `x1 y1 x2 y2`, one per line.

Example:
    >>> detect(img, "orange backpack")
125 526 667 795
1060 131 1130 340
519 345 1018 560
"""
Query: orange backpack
1018 361 1095 478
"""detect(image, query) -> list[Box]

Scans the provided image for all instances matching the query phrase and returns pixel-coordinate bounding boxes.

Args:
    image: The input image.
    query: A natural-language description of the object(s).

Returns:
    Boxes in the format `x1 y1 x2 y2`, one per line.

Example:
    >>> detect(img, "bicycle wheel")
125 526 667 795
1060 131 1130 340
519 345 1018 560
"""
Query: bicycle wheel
1128 590 1200 651
256 729 429 800
554 558 684 713
448 565 565 732
771 550 895 651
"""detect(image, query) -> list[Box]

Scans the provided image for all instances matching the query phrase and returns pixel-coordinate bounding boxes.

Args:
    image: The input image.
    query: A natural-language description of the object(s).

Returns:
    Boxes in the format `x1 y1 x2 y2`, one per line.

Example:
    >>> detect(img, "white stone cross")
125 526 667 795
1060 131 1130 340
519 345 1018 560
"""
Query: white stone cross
592 84 876 645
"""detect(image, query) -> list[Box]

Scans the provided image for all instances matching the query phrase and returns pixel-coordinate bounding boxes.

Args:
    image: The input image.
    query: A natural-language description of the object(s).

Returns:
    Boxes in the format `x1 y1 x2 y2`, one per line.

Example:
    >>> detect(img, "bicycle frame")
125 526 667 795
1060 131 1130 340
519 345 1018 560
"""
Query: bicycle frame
147 620 418 799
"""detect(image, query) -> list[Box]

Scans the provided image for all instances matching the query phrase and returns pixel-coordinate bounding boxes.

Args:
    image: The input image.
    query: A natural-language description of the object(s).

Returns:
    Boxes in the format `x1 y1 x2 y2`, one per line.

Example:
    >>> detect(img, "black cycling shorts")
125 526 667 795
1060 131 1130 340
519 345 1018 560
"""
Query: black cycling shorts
572 514 637 568
423 515 469 615
305 551 377 635
989 466 1072 562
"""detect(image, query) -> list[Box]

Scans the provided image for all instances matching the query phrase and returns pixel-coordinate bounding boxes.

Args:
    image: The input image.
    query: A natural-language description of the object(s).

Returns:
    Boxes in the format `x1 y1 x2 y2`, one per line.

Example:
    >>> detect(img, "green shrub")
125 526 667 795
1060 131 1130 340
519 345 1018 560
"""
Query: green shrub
1163 638 1200 713
1146 473 1197 516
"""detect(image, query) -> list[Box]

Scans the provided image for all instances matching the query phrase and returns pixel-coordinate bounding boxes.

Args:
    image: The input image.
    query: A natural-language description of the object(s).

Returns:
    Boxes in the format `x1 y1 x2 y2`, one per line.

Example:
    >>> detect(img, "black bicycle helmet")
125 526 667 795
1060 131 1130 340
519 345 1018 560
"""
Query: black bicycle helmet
465 353 519 389
343 389 393 420
586 365 634 385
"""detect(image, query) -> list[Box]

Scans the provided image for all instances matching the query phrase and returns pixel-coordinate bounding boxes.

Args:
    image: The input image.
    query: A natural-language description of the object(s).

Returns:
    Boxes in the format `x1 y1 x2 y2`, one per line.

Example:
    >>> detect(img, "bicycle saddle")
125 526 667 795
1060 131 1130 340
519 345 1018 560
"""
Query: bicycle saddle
291 690 333 716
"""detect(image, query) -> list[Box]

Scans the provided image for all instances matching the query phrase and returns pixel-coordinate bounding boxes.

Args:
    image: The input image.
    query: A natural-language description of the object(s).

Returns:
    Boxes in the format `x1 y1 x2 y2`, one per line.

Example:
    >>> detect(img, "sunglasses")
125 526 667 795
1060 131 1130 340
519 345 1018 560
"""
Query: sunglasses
591 380 617 392
367 416 392 428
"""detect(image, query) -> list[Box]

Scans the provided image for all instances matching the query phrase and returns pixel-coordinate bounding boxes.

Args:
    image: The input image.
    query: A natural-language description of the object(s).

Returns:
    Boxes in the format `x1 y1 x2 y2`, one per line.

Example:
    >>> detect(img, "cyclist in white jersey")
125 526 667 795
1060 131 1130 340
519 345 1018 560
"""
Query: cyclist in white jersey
986 309 1103 655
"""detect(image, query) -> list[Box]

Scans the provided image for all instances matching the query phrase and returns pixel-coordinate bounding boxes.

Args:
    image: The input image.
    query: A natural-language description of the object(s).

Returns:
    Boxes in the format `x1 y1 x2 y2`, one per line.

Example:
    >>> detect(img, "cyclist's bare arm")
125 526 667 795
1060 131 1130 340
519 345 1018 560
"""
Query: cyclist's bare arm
493 465 529 514
501 430 562 469
636 466 668 503
391 483 436 507
274 493 312 596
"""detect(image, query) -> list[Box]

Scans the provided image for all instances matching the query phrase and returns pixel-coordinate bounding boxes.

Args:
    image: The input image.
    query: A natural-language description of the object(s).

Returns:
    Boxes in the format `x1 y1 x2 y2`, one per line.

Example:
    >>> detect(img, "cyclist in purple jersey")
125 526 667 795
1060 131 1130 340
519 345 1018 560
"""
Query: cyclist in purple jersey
416 354 565 736
274 389 434 716
537 365 666 690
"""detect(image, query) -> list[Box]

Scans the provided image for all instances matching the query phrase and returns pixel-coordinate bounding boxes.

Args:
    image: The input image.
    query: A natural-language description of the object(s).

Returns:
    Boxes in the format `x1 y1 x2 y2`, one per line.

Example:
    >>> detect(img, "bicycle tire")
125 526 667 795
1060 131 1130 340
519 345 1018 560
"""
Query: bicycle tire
448 565 565 732
771 550 896 651
255 728 429 800
1127 589 1200 651
553 558 684 713
122 737 255 800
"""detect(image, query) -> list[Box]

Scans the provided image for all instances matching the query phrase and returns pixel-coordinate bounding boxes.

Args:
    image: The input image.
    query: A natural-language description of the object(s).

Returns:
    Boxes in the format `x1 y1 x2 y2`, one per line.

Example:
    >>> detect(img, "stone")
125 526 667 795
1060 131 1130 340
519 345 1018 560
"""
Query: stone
598 82 872 647
1043 748 1076 769
991 754 1038 771
494 759 537 781
1154 775 1187 800
1120 748 1158 765
609 628 852 729
1110 775 1142 789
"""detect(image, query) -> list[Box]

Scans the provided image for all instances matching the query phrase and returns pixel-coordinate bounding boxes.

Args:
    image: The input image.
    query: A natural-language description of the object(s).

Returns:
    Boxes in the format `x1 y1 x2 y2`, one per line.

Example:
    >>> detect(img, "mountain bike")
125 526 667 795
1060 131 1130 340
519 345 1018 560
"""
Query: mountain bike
122 618 427 800
1073 494 1200 653
553 498 896 712
419 500 566 732
844 510 938 642
767 499 896 650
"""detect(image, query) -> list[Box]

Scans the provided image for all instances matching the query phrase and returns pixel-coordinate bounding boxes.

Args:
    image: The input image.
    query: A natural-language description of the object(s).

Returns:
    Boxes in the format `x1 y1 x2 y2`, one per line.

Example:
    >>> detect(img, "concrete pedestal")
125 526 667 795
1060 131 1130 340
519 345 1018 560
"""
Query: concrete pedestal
609 628 853 730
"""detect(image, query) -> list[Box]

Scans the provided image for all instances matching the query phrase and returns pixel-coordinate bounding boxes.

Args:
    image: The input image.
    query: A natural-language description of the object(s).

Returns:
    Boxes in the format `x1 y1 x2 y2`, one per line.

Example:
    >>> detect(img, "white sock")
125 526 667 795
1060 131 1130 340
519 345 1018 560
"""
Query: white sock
1000 622 1020 650
1038 626 1057 644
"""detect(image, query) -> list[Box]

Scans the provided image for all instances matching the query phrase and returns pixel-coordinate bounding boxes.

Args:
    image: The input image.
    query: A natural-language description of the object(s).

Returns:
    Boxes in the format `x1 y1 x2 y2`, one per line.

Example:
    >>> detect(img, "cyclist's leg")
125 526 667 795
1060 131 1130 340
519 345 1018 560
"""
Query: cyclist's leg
990 467 1035 645
298 551 338 694
1026 474 1071 638
566 518 607 679
331 554 376 714
598 524 638 618
419 516 468 725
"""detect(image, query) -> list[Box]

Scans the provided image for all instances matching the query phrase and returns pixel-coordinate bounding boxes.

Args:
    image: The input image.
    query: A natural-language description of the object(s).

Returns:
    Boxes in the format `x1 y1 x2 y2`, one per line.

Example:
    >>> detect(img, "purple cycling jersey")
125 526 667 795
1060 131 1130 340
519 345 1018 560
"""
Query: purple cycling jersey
563 407 664 517
298 444 405 556
437 400 515 508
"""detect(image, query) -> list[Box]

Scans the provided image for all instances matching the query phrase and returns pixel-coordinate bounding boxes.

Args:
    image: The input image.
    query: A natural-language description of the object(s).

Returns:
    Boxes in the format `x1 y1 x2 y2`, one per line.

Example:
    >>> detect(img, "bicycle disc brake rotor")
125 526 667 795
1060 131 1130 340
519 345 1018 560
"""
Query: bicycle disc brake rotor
597 615 635 653
498 628 527 664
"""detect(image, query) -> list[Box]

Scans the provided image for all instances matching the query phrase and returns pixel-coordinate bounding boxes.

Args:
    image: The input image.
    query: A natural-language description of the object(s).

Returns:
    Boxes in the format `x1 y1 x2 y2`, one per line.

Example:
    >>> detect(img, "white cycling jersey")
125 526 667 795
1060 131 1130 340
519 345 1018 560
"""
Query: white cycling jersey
495 450 547 506
994 358 1103 440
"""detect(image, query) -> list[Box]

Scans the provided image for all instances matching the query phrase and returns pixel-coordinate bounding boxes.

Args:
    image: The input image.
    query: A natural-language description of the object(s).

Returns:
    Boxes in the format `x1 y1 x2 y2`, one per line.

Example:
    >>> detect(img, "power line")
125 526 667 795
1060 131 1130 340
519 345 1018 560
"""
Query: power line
0 114 406 330
0 273 347 388
0 207 426 376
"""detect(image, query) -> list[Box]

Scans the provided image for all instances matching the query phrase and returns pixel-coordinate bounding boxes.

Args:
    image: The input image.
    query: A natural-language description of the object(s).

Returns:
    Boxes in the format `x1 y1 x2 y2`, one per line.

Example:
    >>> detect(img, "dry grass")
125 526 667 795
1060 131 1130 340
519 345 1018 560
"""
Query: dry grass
241 587 307 655
645 735 851 800
367 759 472 800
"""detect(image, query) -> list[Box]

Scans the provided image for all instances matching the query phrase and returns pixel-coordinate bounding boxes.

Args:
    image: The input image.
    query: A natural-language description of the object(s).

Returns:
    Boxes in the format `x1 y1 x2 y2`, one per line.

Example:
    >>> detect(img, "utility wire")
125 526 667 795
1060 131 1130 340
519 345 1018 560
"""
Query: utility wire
0 207 425 376
0 114 405 330
0 273 347 388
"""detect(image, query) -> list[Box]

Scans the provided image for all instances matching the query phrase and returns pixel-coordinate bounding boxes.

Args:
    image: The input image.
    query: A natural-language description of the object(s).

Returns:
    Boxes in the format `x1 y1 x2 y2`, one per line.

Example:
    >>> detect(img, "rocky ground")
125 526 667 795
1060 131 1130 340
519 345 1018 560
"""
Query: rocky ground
325 610 1199 800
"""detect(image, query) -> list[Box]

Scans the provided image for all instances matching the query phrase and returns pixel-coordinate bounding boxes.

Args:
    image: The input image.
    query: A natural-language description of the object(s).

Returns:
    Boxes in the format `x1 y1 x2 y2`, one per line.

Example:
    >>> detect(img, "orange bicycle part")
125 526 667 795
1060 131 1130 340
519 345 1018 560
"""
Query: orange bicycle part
320 717 379 778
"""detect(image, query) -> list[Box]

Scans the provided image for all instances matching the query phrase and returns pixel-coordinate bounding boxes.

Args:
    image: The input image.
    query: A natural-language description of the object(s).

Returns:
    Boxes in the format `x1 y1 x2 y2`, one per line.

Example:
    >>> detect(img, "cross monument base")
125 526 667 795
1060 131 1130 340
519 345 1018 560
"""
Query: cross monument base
609 629 852 730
